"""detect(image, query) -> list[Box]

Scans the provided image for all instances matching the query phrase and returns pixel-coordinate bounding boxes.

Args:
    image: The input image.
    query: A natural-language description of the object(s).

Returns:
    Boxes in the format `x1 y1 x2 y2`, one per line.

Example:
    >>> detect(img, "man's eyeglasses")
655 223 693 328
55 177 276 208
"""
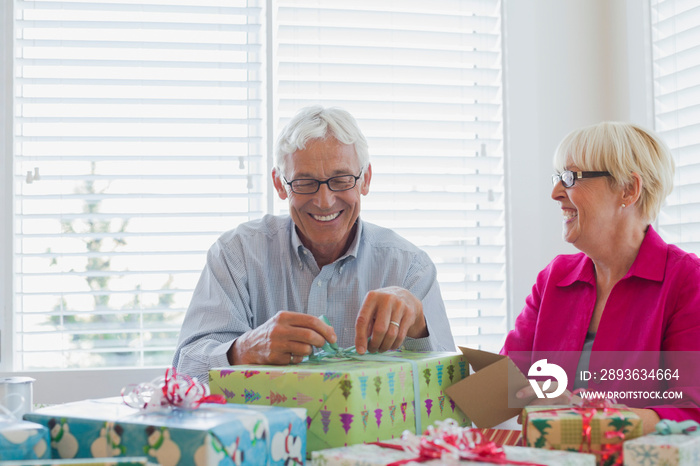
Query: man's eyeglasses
284 170 363 194
552 170 611 188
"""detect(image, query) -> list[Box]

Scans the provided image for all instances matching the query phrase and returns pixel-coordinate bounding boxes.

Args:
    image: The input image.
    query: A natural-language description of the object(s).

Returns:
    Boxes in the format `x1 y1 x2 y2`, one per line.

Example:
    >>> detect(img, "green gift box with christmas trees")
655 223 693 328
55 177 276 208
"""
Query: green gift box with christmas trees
522 403 642 466
209 350 469 454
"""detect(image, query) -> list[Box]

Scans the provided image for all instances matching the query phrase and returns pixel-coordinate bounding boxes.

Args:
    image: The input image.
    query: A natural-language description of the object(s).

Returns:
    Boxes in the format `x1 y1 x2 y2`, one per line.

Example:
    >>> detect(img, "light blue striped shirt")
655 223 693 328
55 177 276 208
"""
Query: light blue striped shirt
173 214 455 383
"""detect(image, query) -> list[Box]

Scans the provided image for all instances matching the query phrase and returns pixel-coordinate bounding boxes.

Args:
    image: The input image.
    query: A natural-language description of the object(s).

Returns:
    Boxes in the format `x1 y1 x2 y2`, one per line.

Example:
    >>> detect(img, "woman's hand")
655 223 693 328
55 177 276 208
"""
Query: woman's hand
629 408 661 435
515 381 581 424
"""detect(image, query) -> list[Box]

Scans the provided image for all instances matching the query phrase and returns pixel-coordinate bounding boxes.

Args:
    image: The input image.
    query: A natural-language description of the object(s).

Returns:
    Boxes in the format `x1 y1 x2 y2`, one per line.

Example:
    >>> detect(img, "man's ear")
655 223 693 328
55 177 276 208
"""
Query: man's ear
271 168 288 200
622 172 643 207
360 163 372 196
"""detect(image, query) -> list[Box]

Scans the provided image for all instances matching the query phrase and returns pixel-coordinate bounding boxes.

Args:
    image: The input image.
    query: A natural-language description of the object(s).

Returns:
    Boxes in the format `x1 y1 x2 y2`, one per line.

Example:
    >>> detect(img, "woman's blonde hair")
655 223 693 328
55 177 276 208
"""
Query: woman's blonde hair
553 121 675 222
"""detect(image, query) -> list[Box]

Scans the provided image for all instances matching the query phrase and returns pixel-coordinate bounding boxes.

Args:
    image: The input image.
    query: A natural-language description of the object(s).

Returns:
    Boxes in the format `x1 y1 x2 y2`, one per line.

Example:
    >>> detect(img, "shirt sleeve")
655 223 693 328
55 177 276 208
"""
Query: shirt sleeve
400 252 456 352
171 235 254 384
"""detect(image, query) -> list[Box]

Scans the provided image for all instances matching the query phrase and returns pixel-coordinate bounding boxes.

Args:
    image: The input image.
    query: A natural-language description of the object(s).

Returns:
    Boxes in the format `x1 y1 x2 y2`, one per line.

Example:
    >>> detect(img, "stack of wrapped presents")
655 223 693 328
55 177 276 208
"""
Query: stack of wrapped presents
2 347 699 465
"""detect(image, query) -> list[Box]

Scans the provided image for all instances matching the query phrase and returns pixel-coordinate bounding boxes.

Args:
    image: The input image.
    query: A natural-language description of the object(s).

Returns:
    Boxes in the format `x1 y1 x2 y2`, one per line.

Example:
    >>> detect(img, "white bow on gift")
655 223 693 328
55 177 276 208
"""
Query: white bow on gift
121 367 225 411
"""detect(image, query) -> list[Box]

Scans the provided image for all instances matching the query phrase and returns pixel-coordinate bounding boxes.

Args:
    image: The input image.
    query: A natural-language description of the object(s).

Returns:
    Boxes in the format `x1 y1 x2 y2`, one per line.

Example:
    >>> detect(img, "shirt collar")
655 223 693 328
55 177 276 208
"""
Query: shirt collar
291 217 363 268
558 254 596 287
625 225 666 282
557 225 667 287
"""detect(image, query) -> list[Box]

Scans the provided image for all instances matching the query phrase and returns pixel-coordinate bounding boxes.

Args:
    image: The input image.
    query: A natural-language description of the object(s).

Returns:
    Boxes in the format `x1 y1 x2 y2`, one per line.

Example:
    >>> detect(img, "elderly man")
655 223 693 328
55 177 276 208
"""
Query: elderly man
173 106 455 383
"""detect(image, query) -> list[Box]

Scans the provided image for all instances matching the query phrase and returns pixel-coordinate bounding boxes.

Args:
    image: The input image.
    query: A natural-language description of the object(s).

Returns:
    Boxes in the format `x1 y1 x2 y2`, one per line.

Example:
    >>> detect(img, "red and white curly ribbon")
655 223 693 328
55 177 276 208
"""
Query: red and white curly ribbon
374 419 545 466
121 367 226 411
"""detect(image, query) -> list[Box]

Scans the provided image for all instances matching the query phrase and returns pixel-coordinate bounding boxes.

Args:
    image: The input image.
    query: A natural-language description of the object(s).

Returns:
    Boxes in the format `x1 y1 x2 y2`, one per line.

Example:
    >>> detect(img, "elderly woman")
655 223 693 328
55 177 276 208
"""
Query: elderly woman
502 122 700 434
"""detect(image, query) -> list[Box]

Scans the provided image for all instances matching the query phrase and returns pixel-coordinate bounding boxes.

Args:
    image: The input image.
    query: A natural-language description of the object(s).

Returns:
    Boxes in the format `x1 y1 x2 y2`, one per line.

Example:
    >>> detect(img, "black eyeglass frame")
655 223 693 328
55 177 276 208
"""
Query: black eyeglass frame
552 170 611 188
283 169 364 194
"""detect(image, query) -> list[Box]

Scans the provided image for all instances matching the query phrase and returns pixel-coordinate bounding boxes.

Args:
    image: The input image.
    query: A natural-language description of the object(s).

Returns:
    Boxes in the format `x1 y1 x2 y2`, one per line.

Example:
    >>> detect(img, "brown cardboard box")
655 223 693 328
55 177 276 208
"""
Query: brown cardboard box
444 346 531 428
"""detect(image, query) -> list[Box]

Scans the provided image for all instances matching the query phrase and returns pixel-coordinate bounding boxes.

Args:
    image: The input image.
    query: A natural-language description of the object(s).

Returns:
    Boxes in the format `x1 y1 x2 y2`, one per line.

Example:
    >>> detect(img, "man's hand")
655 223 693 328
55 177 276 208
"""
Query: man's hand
228 311 336 365
354 286 428 354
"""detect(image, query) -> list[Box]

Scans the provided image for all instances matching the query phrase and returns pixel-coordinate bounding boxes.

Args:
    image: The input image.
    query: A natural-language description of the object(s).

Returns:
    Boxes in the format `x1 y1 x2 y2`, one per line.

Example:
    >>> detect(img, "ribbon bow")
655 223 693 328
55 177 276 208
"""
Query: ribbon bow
522 391 628 466
375 419 545 466
307 315 358 361
308 343 358 361
654 419 700 436
121 367 226 411
566 391 627 465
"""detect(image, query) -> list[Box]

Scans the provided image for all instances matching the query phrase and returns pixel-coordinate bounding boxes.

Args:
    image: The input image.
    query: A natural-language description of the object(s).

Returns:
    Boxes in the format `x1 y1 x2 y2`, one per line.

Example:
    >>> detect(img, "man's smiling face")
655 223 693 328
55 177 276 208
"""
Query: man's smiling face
273 136 371 265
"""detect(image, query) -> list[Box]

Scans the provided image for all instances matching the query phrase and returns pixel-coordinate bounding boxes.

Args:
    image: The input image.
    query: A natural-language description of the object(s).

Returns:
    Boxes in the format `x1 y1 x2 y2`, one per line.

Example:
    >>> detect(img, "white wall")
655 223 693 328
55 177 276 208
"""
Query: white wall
504 0 652 327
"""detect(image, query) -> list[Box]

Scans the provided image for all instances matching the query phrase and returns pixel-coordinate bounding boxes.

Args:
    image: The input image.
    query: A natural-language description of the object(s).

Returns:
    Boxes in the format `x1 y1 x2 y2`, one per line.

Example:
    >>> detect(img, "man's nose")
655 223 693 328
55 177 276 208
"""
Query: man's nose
314 183 336 207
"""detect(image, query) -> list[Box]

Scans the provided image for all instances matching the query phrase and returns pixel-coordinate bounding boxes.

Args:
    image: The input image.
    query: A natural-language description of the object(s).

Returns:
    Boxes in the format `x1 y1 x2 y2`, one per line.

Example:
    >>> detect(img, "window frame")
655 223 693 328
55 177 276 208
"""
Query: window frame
1 0 14 375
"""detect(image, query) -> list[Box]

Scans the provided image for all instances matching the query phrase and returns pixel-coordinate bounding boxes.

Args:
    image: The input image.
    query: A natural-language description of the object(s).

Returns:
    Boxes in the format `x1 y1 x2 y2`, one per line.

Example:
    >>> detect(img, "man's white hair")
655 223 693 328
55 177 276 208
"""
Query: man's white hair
275 106 369 175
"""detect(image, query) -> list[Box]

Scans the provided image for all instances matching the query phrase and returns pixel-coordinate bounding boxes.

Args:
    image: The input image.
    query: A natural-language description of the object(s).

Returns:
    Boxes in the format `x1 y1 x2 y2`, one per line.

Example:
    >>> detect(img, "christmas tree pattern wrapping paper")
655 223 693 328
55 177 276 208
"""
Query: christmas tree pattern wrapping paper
309 439 596 465
209 350 469 454
24 397 306 466
522 404 642 466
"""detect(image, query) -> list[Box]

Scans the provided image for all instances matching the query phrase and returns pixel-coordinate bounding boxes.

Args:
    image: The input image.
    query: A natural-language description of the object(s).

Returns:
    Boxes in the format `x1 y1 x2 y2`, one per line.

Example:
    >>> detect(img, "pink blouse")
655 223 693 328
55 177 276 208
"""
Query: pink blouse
502 226 700 422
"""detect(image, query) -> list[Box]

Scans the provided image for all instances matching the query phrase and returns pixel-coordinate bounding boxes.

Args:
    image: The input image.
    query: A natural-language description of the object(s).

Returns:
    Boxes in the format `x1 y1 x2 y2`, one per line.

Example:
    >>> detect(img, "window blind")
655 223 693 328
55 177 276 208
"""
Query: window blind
651 0 700 253
9 0 506 371
274 0 506 351
13 0 265 369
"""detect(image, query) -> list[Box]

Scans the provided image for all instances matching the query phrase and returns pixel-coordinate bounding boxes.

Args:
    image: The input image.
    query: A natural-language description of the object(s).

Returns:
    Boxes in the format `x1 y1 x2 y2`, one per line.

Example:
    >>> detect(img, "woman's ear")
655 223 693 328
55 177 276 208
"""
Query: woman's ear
622 172 643 206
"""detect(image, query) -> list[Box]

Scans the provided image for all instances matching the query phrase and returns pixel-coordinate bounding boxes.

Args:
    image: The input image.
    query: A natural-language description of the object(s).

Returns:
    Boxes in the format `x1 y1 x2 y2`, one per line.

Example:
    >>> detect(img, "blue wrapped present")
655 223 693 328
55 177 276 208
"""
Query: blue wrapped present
0 417 50 460
24 398 306 466
0 457 147 466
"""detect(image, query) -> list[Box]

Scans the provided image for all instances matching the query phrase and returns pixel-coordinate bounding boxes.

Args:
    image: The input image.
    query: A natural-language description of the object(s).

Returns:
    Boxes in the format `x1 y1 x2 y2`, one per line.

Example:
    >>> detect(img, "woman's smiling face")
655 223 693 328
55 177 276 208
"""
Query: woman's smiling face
551 163 622 251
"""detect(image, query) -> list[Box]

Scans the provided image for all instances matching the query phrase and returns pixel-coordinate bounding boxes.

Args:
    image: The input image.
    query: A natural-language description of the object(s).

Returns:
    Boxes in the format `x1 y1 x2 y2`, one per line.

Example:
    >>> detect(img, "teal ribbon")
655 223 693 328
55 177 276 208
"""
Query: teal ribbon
307 315 422 435
654 419 700 436
308 344 357 361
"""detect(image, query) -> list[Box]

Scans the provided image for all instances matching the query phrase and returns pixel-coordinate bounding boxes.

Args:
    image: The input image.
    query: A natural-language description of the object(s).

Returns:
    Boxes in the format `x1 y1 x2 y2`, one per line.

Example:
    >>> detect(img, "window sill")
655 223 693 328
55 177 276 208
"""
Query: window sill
0 367 167 405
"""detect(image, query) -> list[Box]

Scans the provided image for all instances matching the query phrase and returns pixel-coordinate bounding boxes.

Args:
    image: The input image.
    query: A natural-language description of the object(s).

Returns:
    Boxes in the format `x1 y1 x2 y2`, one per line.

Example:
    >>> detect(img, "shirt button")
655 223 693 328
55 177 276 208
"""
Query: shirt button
317 281 323 287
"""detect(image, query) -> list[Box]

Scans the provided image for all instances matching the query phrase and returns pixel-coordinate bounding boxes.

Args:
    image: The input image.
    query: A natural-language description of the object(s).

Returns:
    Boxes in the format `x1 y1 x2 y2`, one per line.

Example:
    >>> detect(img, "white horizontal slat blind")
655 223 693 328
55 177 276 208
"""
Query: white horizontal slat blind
14 0 265 369
275 0 506 351
651 0 700 253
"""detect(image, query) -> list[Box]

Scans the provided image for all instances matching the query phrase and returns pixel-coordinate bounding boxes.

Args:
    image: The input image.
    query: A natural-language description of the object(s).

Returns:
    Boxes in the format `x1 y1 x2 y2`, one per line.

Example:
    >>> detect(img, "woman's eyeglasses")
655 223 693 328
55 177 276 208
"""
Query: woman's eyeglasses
552 170 611 188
